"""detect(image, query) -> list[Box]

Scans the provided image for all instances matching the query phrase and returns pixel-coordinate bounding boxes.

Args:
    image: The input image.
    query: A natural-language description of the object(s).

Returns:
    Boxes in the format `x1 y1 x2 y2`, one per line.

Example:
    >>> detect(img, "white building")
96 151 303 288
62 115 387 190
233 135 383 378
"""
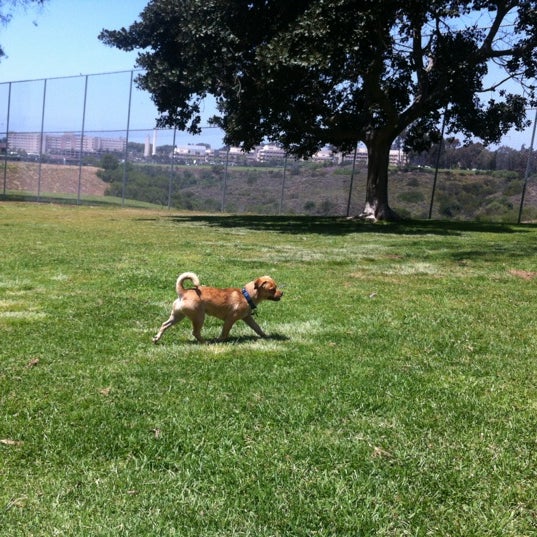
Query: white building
144 134 151 157
312 147 334 162
339 147 406 166
174 144 209 157
7 132 126 154
256 144 286 162
7 132 44 154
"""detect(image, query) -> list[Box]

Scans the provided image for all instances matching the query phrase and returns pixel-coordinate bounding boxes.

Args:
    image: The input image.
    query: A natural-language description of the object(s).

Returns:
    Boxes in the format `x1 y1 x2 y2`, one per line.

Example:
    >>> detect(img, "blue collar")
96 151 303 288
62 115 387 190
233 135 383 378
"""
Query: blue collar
241 288 257 310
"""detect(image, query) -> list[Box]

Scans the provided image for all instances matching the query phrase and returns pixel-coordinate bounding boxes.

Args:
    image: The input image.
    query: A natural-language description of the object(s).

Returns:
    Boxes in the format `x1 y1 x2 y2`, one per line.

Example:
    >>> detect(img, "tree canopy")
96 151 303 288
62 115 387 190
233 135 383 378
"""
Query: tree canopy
100 0 537 220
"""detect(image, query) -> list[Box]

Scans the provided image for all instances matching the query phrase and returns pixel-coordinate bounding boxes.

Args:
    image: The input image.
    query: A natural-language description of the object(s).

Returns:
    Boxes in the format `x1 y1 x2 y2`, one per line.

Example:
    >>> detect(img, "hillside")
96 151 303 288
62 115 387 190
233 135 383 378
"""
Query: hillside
3 160 536 221
2 161 107 197
105 162 537 222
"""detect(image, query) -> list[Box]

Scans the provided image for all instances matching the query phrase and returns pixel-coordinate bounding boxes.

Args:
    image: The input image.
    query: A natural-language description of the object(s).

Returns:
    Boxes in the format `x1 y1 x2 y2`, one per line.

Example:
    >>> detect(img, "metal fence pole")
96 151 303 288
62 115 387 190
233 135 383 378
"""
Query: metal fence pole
2 82 11 196
346 145 358 217
77 75 89 205
122 70 134 207
279 155 287 215
221 146 229 212
518 108 537 224
37 78 47 201
168 127 177 209
429 107 447 219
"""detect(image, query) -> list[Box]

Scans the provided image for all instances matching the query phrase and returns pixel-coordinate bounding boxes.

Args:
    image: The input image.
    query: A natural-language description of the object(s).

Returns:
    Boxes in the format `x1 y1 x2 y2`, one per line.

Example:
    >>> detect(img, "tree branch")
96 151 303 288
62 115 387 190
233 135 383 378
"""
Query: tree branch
479 1 517 56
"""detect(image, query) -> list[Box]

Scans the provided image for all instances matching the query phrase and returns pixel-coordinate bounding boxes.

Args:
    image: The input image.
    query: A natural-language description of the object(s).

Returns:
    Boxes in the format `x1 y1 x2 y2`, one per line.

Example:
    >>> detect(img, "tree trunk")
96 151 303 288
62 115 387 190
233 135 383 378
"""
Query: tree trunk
358 135 399 222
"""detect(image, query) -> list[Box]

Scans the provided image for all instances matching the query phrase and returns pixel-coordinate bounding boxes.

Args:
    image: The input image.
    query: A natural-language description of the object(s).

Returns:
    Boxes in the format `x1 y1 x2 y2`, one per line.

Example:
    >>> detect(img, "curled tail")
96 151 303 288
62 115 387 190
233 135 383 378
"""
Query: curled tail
176 272 200 295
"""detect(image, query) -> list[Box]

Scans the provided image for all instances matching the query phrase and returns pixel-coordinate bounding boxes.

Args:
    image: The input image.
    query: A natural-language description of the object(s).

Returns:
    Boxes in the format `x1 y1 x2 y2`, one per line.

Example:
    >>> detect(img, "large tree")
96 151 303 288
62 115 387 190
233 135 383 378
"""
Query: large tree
100 0 537 221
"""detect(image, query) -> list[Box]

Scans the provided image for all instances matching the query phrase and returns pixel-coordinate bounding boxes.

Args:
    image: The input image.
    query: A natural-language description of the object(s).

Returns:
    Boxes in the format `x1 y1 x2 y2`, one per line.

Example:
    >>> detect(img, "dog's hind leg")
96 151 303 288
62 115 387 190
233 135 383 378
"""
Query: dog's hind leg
152 312 185 343
183 310 207 344
217 318 238 342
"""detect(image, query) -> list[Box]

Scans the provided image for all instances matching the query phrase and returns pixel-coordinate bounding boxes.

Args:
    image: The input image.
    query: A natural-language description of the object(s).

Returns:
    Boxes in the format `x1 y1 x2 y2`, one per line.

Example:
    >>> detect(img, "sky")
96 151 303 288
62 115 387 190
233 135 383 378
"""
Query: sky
0 0 224 148
0 0 144 81
0 0 535 151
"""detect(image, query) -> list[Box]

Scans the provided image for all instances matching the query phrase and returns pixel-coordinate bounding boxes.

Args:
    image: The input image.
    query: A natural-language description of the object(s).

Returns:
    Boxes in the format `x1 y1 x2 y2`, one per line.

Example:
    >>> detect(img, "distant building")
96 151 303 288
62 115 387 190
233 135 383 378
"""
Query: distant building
224 146 256 164
7 132 126 155
312 147 334 162
45 133 81 153
7 132 44 154
91 136 126 153
144 134 151 157
339 147 406 166
5 130 405 167
256 144 286 162
172 143 213 163
174 144 209 157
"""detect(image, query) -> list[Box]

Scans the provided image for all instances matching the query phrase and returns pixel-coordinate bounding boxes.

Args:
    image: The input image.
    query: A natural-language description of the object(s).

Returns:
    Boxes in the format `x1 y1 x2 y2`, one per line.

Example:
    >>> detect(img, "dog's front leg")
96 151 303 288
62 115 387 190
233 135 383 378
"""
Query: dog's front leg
242 315 267 338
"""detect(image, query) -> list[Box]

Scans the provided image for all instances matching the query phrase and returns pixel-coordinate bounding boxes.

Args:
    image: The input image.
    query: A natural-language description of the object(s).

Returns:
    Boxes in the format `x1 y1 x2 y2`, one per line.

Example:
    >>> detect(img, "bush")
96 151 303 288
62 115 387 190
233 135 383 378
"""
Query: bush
398 191 425 203
503 180 523 197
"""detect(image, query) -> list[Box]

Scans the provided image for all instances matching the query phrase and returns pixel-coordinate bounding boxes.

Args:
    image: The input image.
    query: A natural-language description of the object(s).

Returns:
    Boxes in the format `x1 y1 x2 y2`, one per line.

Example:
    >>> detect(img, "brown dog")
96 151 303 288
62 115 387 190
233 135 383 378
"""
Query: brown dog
152 272 283 344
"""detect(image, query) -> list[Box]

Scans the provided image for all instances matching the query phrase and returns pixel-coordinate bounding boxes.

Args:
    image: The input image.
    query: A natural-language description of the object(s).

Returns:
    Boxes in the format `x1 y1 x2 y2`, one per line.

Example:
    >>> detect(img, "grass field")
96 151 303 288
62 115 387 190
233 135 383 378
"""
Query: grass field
1 202 537 536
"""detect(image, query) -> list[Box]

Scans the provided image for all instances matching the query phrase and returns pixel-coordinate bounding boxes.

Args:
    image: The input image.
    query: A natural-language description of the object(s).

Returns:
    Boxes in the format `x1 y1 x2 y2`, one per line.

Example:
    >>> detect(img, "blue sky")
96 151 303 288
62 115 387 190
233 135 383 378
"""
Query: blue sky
0 0 534 150
0 0 144 81
0 0 224 148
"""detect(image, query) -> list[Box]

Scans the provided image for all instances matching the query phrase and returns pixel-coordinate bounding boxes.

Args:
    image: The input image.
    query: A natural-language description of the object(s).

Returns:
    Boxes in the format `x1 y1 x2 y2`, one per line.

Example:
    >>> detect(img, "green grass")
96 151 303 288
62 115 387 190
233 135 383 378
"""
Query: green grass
1 202 537 536
1 190 162 209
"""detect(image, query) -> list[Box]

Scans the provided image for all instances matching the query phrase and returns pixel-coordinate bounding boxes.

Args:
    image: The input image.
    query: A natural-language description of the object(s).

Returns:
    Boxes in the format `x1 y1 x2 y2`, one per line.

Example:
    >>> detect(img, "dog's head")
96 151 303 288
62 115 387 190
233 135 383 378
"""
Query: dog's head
254 276 283 301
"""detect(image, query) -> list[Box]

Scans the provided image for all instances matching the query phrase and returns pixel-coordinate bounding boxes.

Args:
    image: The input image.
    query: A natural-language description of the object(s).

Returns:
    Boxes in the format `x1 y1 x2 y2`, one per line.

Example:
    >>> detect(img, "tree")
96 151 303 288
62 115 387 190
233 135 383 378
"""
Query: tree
100 0 537 221
0 1 47 59
100 153 120 171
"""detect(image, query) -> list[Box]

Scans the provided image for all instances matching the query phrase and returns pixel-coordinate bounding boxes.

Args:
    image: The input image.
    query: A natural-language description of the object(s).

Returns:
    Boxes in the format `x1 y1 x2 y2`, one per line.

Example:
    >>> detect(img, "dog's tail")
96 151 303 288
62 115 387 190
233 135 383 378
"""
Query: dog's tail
176 272 200 295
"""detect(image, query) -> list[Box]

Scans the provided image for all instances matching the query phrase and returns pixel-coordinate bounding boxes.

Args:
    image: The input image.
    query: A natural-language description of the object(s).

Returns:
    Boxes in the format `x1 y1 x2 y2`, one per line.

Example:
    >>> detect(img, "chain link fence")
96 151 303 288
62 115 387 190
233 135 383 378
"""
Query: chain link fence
1 70 536 222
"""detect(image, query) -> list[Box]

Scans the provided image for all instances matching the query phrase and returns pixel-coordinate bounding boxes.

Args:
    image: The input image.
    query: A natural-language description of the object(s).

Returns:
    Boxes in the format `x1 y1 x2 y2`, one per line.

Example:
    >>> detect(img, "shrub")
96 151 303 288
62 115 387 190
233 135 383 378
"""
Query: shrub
398 191 425 203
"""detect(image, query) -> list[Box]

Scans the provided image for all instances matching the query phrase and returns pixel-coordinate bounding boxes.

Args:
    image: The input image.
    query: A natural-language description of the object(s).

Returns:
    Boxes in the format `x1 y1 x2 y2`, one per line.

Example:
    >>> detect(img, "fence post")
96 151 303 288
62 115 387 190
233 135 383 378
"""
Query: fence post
518 108 537 224
2 82 11 196
346 144 358 217
77 75 89 205
429 107 447 219
168 127 176 209
279 155 287 215
37 78 47 201
221 146 229 212
122 70 134 207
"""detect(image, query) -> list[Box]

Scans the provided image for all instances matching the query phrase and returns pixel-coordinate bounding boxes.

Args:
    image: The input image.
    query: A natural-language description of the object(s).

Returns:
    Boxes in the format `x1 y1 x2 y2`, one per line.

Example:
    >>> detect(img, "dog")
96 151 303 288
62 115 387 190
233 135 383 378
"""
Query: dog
152 272 283 344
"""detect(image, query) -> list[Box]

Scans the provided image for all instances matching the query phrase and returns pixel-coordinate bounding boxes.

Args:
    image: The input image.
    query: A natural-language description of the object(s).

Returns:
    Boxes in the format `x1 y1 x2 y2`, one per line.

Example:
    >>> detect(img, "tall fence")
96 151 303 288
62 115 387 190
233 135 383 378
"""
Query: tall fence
1 70 536 222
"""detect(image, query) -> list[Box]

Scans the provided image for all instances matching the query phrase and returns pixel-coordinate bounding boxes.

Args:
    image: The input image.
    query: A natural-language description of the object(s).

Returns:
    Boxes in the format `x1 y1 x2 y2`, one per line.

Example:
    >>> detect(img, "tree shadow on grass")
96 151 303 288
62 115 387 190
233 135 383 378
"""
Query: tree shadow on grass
164 214 534 237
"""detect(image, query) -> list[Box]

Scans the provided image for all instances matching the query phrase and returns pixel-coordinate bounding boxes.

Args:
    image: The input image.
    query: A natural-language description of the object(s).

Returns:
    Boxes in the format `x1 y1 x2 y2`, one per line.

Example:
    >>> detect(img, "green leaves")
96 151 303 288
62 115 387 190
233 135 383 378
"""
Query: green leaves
99 1 537 219
100 1 537 155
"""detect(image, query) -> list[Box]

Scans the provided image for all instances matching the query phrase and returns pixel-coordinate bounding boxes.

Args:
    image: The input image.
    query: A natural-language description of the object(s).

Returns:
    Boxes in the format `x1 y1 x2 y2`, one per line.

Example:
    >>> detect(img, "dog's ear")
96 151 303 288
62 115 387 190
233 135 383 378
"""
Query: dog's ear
254 277 272 290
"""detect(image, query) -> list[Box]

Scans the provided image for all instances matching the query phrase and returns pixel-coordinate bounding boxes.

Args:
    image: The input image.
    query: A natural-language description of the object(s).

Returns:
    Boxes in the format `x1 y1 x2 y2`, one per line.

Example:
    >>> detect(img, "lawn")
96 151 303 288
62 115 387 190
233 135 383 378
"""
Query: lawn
1 202 537 536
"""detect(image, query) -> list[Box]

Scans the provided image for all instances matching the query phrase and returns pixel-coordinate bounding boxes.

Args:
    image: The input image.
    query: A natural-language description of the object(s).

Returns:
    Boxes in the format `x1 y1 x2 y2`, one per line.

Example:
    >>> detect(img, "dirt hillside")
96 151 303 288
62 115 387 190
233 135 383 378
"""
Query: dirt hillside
3 161 107 197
